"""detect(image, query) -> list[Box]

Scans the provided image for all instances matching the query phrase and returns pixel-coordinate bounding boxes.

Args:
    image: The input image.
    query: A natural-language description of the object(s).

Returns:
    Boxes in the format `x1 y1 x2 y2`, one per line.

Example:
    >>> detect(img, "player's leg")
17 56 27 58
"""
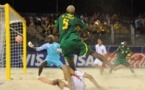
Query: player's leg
61 65 73 90
109 60 122 73
54 60 73 90
93 58 104 75
89 50 113 69
113 64 125 71
66 59 76 71
100 63 105 74
124 63 134 73
61 41 77 71
38 60 47 76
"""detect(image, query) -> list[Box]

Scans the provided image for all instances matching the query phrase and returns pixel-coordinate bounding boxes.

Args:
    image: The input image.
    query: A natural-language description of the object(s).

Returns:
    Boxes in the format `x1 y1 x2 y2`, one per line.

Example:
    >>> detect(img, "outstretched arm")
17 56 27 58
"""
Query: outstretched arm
39 77 53 85
83 72 103 89
39 77 69 90
28 41 47 51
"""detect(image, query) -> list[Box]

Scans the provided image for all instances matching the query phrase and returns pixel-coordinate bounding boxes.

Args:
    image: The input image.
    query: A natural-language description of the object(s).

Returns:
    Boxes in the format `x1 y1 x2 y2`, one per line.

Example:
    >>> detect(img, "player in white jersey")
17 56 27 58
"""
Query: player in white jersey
93 38 107 75
39 68 103 90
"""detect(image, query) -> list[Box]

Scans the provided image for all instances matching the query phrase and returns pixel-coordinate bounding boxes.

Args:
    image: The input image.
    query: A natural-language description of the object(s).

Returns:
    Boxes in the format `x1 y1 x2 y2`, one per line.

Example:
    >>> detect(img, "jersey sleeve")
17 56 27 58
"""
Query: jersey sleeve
75 17 88 30
36 44 48 51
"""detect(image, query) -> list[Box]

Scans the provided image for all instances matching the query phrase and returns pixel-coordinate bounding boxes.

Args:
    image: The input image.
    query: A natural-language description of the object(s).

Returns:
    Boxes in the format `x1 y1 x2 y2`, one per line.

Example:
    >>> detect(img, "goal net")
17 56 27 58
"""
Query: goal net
0 4 27 80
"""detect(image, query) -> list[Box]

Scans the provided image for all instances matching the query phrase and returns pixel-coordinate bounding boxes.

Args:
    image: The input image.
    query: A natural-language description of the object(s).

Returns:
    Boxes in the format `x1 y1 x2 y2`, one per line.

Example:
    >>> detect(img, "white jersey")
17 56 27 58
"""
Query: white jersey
95 44 107 55
71 71 86 90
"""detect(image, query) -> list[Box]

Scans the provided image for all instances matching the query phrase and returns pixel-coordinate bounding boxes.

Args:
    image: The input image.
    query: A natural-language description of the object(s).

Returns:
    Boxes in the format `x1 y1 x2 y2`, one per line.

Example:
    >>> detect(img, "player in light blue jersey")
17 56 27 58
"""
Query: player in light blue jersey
28 35 73 90
36 42 63 68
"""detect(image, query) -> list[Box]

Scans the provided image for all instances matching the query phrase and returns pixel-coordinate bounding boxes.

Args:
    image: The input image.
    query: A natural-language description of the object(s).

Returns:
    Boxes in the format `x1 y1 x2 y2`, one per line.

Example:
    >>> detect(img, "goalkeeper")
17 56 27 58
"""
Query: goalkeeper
28 35 73 90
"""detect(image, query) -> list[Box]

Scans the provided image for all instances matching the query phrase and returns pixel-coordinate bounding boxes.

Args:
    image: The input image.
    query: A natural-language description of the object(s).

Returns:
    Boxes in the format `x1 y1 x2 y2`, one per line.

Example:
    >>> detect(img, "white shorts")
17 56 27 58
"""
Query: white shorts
94 58 103 66
63 87 70 90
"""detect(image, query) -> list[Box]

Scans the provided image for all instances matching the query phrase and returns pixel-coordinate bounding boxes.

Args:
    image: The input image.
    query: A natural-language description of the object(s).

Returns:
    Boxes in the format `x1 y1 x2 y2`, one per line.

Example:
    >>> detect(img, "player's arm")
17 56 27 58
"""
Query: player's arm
53 79 70 89
39 77 70 89
77 18 97 33
39 77 53 85
54 43 62 53
86 23 98 32
83 72 103 89
28 41 47 51
103 45 107 57
53 20 59 35
109 46 121 57
28 41 36 49
126 48 132 60
56 44 62 53
77 18 98 32
53 27 59 35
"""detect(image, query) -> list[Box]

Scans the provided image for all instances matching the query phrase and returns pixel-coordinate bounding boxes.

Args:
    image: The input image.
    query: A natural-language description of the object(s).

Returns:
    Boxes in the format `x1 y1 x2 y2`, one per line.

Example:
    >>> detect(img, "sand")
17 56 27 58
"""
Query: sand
0 68 145 90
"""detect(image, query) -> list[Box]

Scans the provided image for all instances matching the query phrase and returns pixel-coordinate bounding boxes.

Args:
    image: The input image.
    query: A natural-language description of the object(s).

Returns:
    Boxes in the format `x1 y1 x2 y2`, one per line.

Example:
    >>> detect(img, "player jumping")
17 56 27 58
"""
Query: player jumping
53 5 113 71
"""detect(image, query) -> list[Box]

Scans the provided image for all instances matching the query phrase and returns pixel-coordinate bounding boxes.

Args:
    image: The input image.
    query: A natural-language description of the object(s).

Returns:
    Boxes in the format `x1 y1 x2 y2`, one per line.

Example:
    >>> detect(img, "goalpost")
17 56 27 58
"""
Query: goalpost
0 4 27 80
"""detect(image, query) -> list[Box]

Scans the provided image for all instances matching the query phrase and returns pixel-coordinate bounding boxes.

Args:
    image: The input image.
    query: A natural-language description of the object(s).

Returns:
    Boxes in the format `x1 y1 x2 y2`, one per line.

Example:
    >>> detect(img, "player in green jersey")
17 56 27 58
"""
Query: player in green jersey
109 41 134 74
53 5 113 71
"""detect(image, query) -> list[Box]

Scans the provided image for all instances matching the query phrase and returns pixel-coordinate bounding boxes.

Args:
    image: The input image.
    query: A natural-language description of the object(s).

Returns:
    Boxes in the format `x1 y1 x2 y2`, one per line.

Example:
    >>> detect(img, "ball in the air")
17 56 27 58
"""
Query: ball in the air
15 35 22 43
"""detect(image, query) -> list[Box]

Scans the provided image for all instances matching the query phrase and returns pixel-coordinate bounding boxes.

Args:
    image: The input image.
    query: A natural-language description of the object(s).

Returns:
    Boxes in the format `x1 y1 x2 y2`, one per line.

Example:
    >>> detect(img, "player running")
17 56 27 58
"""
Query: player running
93 38 107 75
109 41 135 74
28 35 73 90
39 67 104 90
53 5 113 71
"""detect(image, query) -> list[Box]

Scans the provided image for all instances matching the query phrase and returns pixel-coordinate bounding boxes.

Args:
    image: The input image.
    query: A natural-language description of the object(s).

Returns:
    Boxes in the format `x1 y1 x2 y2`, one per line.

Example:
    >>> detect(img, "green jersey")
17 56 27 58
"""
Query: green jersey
54 13 88 44
116 45 131 60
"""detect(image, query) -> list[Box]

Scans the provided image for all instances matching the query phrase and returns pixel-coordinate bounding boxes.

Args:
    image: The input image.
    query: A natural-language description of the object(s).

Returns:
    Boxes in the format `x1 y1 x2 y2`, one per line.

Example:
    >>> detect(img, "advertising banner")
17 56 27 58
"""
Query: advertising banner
27 47 145 68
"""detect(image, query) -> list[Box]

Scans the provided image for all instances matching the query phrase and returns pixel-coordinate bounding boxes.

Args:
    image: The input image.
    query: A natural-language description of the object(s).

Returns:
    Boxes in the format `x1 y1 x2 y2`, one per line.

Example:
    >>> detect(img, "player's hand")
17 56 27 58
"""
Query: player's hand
28 41 34 48
56 49 62 53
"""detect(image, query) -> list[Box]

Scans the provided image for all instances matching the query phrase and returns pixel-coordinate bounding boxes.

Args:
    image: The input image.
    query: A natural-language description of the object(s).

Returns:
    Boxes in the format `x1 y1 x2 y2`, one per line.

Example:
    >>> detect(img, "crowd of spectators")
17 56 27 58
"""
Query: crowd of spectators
22 12 145 46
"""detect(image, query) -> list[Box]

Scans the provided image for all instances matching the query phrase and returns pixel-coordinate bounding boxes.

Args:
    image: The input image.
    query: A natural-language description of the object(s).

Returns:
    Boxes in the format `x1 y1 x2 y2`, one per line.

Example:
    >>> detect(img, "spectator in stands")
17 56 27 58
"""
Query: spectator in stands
135 16 141 34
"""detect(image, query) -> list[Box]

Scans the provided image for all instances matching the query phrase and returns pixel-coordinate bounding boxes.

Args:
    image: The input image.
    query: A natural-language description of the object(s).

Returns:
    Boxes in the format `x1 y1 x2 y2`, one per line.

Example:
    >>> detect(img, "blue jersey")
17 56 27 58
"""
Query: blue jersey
36 42 61 61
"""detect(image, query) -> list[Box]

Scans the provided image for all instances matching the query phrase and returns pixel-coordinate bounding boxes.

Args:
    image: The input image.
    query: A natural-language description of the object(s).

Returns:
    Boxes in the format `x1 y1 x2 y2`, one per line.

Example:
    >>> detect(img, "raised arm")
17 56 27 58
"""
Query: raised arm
28 41 47 51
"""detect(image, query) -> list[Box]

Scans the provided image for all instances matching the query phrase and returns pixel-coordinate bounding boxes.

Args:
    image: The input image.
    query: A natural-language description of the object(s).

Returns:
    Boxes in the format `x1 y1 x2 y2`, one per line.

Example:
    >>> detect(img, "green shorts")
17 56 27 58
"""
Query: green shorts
61 39 92 60
114 59 129 66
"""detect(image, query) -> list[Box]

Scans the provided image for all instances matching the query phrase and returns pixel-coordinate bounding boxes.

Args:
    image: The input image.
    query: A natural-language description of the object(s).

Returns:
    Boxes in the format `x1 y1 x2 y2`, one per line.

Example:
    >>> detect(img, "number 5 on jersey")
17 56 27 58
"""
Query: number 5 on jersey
63 18 69 30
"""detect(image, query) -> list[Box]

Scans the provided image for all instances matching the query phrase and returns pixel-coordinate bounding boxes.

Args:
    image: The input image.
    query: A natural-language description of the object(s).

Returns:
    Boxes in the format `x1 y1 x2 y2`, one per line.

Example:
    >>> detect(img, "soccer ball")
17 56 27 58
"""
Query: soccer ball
15 35 22 43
